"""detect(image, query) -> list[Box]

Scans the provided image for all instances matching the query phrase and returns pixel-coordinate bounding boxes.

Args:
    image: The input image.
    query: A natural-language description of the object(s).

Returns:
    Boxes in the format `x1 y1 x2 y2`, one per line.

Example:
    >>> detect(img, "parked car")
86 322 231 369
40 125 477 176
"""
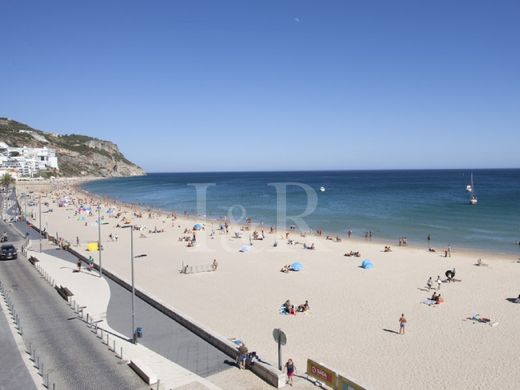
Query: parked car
0 244 17 260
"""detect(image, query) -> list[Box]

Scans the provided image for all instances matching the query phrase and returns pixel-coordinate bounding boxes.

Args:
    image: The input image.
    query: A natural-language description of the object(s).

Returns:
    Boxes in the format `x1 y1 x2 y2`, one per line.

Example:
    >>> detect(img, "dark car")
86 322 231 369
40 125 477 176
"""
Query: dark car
0 244 17 260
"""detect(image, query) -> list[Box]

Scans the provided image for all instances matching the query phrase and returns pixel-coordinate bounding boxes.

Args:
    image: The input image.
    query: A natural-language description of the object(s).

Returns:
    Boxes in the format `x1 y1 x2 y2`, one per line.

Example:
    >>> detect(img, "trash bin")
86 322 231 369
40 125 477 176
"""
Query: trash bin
135 327 144 338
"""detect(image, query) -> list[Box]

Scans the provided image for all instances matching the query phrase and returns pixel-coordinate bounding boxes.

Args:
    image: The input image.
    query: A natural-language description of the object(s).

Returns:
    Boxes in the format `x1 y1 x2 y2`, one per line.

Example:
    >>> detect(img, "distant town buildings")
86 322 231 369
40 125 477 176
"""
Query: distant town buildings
0 141 58 177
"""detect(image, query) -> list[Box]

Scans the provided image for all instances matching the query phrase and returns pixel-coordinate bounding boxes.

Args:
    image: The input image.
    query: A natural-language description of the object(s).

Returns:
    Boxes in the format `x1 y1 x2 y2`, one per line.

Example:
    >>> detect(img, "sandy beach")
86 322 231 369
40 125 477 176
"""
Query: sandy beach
16 180 520 390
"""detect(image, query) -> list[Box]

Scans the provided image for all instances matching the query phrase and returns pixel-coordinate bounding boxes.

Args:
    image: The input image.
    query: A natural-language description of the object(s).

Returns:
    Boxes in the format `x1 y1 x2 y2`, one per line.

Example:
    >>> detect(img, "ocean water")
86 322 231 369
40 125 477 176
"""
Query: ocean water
82 170 520 255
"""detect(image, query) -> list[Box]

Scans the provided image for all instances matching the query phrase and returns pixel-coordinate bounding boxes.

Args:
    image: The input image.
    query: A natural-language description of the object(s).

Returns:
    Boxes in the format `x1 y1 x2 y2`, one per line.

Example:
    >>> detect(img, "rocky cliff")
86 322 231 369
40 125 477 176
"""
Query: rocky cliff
0 118 145 177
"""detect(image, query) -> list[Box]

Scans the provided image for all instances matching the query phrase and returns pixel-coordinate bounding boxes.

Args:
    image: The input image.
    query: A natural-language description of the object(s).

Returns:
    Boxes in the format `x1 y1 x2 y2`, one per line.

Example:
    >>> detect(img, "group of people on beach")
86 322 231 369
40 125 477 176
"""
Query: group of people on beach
344 250 361 257
282 299 310 315
280 264 297 273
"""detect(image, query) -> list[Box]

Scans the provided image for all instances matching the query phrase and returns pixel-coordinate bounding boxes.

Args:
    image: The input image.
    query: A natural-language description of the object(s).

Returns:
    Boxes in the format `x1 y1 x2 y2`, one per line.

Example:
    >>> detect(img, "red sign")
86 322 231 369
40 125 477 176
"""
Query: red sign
307 359 337 388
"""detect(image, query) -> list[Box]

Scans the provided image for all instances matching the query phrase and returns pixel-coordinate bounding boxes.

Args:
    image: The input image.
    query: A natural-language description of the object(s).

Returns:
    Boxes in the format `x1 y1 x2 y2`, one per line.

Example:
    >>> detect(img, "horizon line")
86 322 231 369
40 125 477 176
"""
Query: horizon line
140 167 520 175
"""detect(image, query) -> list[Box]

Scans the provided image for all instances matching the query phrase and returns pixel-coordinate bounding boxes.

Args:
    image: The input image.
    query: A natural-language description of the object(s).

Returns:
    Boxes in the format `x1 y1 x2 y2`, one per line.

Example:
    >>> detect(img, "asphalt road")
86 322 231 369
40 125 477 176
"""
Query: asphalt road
0 193 147 390
0 304 37 390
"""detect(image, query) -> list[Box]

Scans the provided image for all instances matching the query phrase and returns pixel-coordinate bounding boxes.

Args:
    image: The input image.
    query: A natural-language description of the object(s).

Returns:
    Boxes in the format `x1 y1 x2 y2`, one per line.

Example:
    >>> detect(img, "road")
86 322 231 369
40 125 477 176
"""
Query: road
0 190 147 390
0 304 37 390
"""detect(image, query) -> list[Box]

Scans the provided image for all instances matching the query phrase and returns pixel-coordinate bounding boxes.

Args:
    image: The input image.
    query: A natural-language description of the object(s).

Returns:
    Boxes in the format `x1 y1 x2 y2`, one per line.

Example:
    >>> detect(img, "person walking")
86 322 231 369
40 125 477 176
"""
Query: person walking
427 233 431 249
426 277 432 290
436 275 442 290
447 244 451 257
284 358 296 386
399 314 407 335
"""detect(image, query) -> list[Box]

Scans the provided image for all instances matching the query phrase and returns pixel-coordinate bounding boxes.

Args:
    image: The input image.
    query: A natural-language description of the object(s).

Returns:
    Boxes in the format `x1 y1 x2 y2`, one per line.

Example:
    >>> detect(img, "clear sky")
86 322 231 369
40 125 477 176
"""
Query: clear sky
1 0 519 172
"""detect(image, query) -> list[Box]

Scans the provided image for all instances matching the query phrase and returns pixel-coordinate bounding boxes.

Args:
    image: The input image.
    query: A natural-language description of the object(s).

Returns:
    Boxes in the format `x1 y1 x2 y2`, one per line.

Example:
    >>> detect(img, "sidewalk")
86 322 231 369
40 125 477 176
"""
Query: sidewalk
27 246 221 390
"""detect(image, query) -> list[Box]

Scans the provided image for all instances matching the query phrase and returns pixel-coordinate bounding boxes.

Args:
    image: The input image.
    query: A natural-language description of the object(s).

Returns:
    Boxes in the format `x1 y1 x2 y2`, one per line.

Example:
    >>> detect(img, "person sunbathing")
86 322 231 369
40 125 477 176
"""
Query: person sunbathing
384 246 392 252
280 265 289 273
297 300 310 312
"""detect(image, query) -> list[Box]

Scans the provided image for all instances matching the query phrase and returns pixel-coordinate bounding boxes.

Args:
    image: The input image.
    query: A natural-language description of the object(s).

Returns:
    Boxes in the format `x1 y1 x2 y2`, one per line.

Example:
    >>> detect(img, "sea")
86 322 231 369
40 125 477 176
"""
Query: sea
82 169 520 255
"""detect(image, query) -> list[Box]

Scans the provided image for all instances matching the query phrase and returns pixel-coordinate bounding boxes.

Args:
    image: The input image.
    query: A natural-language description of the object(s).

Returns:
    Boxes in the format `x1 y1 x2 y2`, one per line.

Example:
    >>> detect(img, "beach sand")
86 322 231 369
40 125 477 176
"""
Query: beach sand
17 181 520 389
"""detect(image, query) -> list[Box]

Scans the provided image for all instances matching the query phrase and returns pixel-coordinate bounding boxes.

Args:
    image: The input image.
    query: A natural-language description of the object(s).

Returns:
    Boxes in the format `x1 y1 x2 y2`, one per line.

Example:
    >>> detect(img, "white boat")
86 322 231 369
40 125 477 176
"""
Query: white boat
320 186 326 192
465 184 472 192
468 173 478 205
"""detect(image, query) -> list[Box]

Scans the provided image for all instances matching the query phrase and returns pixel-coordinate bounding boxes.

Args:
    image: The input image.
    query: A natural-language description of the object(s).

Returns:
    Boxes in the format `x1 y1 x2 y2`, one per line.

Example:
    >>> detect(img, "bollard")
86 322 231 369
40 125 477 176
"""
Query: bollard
86 313 89 324
106 333 109 346
100 329 103 340
40 362 44 376
113 340 115 353
120 347 123 360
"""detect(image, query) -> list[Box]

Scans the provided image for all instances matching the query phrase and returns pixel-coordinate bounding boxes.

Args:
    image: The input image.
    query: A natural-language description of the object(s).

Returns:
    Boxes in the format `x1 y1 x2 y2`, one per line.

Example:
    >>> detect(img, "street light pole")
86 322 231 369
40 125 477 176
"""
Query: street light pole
122 225 147 344
97 205 102 277
24 199 28 239
39 194 42 252
130 225 135 343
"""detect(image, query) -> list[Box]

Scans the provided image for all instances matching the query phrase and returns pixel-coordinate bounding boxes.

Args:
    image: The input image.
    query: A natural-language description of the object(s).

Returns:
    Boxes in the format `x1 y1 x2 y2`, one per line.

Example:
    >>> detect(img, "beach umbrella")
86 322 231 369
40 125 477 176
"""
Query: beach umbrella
193 223 202 231
361 259 373 269
291 262 303 271
239 245 252 253
87 242 99 252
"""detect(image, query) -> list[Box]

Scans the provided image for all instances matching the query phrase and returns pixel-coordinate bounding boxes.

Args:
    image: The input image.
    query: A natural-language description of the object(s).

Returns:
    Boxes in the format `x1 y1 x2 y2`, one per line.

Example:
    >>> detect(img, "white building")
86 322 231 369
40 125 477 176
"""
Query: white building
0 142 59 177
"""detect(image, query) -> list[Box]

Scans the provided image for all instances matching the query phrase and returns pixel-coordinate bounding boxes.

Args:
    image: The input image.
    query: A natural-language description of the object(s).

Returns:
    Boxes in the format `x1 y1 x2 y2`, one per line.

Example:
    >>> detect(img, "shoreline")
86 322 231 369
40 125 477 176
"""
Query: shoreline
76 178 519 262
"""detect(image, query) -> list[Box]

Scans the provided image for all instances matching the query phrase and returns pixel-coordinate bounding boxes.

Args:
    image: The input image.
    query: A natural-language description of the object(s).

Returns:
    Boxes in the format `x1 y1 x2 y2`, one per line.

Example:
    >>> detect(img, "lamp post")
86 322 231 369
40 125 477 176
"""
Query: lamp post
97 205 102 277
24 199 28 240
122 225 147 343
39 194 42 252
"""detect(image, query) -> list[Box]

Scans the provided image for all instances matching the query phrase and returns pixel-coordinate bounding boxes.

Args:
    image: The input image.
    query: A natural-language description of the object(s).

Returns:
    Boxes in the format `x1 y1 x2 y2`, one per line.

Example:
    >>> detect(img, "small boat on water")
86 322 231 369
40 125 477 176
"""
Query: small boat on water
468 172 478 205
469 194 478 205
320 186 326 192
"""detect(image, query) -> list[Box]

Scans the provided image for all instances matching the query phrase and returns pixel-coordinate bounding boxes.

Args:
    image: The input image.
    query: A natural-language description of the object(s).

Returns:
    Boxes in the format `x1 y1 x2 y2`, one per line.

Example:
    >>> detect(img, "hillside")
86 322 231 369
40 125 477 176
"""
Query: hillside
0 117 145 177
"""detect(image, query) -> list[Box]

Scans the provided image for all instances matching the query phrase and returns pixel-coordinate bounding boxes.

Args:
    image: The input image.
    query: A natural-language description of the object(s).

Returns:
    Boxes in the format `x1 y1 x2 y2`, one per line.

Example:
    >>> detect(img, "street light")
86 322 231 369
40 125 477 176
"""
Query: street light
97 205 102 277
39 194 42 252
122 225 147 343
24 198 28 240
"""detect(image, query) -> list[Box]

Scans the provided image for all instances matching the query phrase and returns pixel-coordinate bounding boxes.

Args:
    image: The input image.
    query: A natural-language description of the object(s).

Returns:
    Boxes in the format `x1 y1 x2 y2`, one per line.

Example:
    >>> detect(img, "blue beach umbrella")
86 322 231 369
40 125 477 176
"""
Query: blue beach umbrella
239 245 252 253
291 262 303 271
361 259 373 269
193 224 202 231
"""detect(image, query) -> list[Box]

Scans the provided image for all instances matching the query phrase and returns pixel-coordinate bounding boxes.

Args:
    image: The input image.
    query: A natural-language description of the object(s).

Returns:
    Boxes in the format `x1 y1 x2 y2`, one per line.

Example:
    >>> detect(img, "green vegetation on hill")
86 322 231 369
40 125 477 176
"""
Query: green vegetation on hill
0 117 145 177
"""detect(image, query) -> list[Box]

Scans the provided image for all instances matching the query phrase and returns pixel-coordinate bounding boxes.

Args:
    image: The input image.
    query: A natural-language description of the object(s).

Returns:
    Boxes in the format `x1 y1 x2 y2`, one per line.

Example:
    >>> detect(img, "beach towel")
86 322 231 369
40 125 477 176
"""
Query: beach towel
279 306 288 315
421 299 437 306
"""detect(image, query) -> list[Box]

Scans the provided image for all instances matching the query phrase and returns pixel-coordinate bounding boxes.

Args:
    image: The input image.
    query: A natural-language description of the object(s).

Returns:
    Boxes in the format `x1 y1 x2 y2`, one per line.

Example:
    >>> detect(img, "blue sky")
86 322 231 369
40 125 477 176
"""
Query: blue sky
1 0 519 172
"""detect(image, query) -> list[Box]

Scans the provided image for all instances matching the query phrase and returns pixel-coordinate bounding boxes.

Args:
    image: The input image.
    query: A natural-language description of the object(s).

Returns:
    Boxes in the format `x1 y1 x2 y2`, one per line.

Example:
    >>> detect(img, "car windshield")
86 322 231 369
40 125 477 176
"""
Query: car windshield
1 245 15 251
